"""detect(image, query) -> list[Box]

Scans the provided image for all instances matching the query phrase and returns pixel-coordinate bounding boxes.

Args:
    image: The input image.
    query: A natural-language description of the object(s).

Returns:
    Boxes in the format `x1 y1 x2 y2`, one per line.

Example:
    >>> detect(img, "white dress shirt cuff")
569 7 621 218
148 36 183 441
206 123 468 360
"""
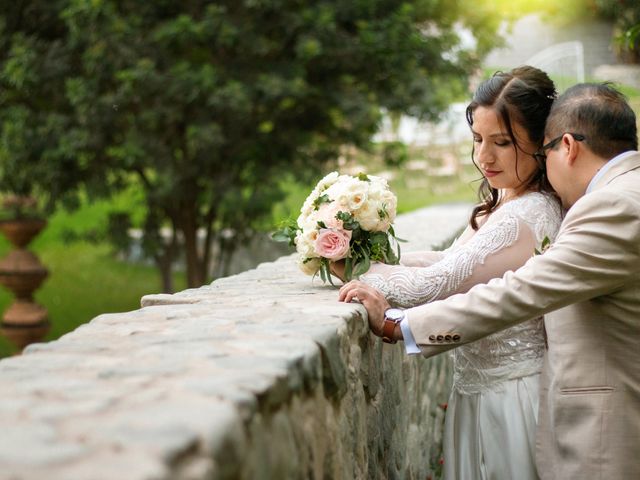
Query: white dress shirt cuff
400 312 421 355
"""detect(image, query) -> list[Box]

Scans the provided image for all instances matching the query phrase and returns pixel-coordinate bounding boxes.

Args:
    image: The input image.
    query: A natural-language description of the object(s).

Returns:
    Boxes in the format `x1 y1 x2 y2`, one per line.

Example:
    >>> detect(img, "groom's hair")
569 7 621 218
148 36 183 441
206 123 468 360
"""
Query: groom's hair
545 83 638 159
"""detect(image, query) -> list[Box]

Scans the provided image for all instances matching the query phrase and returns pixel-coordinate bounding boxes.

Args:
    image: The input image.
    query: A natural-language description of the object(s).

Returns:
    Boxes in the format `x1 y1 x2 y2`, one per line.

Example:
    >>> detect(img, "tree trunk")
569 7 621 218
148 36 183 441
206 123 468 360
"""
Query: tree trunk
154 227 178 293
178 206 205 288
183 236 204 287
201 210 215 284
220 246 236 278
155 255 174 293
211 234 239 280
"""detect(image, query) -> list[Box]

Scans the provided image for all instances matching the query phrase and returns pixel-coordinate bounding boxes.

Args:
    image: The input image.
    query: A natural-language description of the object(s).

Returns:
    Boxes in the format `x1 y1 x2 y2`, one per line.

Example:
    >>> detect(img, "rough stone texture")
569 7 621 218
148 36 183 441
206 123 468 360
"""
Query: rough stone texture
0 203 471 480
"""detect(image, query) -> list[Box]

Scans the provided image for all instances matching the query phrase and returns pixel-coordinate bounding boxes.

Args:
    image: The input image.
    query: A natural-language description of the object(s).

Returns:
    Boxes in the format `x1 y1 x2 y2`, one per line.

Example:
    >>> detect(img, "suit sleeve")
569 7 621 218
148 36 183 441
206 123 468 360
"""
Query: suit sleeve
407 191 640 357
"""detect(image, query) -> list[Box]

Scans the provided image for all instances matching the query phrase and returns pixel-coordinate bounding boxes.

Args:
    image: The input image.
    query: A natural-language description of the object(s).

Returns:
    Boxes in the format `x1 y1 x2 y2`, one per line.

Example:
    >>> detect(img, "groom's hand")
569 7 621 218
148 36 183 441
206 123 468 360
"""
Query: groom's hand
338 280 390 337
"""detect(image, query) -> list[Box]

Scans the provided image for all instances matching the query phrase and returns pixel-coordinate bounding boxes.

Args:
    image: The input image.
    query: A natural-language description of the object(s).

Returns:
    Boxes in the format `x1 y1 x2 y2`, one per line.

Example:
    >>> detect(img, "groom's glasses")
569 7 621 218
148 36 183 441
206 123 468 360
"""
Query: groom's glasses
533 133 585 166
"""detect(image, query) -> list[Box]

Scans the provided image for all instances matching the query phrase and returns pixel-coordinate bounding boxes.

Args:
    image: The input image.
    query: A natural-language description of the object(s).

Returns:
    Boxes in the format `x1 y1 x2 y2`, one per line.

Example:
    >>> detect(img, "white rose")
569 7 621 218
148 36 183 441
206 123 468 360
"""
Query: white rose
300 172 340 217
366 179 386 202
316 171 339 192
297 211 319 231
295 229 319 258
322 176 346 201
336 178 369 211
353 192 397 232
354 201 380 231
300 201 314 218
368 174 389 189
300 189 321 217
379 190 398 223
297 256 321 276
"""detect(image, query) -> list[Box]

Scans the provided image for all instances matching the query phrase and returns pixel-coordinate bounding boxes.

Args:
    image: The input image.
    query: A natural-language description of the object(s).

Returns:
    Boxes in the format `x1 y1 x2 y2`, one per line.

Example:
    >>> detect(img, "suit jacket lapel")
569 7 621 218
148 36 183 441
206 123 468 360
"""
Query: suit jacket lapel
591 152 640 191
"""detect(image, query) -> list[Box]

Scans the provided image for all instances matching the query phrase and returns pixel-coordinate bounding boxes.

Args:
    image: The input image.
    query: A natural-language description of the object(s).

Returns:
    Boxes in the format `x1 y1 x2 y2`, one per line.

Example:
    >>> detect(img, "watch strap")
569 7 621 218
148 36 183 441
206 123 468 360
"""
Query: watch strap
382 317 400 344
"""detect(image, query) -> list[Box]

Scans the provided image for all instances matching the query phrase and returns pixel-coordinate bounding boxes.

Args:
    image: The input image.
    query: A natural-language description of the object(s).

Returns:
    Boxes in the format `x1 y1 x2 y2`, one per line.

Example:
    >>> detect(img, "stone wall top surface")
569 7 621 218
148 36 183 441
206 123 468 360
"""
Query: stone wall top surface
0 202 471 480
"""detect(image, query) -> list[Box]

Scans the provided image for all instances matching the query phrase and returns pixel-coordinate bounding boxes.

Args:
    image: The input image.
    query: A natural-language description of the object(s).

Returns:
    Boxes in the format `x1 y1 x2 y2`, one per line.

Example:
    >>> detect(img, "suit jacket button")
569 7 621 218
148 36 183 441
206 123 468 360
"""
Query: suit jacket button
444 334 452 342
452 334 461 342
436 335 444 342
428 335 436 342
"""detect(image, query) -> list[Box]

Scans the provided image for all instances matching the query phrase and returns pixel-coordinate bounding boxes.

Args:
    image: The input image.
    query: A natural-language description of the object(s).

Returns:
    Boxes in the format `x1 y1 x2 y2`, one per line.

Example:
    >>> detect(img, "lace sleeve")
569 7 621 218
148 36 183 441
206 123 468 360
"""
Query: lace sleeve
366 224 471 271
400 251 446 267
361 193 562 308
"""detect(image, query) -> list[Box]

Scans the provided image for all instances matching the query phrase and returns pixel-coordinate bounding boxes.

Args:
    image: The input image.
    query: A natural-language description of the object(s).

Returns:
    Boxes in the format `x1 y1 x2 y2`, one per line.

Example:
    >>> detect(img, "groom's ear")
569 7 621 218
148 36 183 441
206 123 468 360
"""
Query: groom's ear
564 134 581 166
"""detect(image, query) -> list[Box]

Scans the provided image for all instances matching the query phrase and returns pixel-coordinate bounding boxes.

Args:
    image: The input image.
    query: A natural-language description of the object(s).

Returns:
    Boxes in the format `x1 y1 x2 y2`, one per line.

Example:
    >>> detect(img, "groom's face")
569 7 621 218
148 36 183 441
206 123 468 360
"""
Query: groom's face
542 136 572 208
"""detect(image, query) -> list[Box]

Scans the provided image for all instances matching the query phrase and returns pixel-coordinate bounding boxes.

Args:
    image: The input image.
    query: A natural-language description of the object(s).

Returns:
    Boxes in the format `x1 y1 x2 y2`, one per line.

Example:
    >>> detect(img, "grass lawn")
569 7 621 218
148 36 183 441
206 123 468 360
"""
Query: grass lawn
0 195 186 358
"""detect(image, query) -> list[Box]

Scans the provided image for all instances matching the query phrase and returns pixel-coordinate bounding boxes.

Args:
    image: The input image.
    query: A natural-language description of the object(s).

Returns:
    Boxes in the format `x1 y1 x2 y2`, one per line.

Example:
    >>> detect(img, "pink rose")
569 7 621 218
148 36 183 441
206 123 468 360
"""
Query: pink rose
314 228 352 260
317 202 344 229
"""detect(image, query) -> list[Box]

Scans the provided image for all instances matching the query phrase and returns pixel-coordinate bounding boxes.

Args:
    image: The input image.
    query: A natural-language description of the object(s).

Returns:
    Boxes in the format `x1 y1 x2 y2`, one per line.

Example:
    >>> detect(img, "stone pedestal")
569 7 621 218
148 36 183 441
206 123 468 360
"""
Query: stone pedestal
0 218 49 352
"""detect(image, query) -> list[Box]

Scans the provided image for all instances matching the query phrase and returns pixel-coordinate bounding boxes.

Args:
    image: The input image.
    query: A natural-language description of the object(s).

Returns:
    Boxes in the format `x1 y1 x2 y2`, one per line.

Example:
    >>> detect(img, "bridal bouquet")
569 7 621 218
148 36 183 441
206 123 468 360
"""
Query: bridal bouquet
273 171 401 282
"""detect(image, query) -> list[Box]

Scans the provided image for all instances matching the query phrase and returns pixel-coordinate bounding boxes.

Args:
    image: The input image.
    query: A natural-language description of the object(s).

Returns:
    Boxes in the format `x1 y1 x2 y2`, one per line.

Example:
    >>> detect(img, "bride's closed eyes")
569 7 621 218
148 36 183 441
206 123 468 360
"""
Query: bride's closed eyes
472 135 512 147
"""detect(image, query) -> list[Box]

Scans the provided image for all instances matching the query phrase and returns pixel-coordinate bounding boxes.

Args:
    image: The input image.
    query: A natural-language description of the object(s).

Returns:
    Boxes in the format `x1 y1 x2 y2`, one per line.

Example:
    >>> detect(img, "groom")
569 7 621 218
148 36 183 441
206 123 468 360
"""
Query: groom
340 83 640 480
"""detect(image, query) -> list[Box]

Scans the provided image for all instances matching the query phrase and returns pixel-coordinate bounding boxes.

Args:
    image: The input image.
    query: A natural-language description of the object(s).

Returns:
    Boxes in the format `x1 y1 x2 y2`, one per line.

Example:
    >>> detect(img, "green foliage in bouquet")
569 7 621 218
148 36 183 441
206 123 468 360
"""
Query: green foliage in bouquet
334 211 400 280
534 235 551 255
271 218 299 247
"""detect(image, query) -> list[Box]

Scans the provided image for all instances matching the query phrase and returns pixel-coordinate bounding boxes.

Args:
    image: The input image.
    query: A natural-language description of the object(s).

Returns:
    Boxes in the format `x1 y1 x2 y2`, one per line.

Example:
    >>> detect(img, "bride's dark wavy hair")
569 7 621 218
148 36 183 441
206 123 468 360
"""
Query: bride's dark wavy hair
467 66 557 230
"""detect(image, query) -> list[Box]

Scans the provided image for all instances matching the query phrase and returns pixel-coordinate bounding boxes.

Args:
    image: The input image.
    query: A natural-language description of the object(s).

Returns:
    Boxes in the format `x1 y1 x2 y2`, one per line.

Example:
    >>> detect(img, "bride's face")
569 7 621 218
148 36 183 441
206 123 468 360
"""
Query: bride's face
471 106 539 196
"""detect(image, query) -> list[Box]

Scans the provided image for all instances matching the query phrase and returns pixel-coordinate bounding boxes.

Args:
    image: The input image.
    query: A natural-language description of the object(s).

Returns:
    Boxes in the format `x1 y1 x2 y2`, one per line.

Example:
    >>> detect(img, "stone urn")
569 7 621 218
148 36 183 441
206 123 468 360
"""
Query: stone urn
0 217 49 352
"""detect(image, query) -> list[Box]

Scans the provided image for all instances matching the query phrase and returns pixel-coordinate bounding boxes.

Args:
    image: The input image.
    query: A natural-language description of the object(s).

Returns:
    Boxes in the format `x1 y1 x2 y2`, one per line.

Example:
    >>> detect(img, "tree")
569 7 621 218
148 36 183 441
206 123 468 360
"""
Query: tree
594 0 640 63
0 1 89 209
0 0 501 290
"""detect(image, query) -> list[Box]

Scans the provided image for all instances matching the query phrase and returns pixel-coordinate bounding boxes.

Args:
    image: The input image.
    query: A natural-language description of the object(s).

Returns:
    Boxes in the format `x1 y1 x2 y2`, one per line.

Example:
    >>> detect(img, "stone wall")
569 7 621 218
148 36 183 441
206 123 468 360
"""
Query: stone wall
0 203 472 480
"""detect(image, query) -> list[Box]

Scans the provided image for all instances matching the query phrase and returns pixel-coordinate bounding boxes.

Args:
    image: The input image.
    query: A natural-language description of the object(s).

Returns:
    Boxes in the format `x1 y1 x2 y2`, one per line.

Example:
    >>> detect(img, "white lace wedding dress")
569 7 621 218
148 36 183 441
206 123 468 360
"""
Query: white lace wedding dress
361 192 562 480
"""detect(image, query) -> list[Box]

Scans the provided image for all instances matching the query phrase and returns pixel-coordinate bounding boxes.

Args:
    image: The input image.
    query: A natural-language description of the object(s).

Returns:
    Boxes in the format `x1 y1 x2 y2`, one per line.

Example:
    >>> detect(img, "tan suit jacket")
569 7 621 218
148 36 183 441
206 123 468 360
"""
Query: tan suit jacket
407 152 640 479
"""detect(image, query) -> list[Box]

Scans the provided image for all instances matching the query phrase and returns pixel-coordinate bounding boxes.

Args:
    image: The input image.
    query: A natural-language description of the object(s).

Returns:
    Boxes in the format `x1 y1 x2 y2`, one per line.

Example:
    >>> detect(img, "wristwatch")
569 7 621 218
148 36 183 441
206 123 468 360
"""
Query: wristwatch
382 308 405 344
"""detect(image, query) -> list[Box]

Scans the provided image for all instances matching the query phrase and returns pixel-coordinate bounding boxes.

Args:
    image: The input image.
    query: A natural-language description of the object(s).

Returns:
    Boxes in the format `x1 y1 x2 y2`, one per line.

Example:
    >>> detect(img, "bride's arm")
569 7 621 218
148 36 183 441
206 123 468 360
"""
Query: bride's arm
331 250 447 282
331 236 462 281
359 209 541 308
363 224 471 274
398 250 447 267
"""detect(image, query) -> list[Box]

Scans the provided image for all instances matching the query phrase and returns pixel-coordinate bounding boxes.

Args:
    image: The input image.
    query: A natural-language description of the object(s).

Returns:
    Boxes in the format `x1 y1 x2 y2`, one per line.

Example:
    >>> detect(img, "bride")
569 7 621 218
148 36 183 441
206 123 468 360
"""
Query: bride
337 66 561 479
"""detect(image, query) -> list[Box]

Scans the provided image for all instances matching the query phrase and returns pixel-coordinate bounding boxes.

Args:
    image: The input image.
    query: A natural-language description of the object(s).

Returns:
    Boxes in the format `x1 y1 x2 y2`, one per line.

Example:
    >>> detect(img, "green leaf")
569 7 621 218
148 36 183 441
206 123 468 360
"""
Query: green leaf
369 231 387 246
541 236 550 249
387 242 399 264
344 256 353 282
271 230 292 242
353 248 370 277
272 218 299 246
318 261 335 286
313 194 331 210
534 235 551 255
336 211 360 230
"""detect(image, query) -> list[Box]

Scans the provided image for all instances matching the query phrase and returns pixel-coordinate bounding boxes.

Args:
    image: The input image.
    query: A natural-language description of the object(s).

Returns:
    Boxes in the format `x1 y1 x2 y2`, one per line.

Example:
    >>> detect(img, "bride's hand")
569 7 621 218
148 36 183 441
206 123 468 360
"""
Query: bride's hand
329 259 346 282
